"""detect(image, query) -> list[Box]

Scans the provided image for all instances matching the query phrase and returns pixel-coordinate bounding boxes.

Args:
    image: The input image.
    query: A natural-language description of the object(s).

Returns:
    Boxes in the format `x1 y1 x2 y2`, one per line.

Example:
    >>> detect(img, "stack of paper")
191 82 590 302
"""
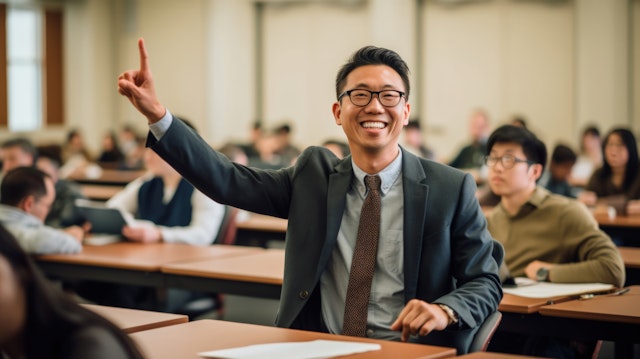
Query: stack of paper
198 339 381 359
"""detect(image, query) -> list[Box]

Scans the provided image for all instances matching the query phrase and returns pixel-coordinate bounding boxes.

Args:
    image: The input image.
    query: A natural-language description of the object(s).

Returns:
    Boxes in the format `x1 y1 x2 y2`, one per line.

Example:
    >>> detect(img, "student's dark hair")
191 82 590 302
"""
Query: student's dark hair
0 224 144 358
322 139 351 157
1 137 38 161
36 145 64 168
335 46 410 100
486 125 547 172
405 120 421 130
582 125 600 138
551 144 577 165
600 128 639 191
0 167 50 206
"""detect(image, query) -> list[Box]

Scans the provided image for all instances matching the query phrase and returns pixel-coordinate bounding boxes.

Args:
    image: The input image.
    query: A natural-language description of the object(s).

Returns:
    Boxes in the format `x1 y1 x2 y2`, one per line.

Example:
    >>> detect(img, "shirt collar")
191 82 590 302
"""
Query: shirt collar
351 148 403 196
497 186 550 218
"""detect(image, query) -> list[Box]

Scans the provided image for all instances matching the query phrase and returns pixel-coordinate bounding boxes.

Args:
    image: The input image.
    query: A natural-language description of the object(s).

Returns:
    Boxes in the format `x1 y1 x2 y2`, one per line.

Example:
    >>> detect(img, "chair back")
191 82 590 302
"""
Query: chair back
213 206 238 245
468 310 502 352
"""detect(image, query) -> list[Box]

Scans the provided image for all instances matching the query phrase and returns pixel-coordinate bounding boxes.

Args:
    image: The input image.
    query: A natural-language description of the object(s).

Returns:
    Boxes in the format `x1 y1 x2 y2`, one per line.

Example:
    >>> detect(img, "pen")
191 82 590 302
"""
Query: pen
579 287 630 300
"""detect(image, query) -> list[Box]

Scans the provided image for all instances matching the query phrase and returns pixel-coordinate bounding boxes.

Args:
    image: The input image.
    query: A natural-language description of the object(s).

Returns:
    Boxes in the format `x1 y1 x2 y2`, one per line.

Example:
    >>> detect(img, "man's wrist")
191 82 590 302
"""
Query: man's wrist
437 304 458 325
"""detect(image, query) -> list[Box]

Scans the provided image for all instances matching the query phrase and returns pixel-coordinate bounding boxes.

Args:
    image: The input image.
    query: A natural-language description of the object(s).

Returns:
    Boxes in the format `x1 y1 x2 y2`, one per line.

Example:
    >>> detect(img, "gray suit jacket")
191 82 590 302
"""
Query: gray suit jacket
148 118 503 354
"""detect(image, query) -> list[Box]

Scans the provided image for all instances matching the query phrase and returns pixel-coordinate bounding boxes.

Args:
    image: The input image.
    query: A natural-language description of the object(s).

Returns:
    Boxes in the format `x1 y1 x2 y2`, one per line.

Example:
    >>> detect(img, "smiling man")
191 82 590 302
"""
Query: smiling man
117 40 502 354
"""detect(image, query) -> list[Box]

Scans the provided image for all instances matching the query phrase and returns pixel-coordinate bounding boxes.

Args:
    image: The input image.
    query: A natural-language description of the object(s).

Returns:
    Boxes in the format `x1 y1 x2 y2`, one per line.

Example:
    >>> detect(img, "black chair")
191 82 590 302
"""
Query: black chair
468 310 502 352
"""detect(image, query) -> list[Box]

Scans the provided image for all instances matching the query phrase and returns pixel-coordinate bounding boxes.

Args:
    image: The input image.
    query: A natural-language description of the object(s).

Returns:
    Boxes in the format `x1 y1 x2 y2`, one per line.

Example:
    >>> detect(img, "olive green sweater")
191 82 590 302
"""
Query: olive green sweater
487 187 625 287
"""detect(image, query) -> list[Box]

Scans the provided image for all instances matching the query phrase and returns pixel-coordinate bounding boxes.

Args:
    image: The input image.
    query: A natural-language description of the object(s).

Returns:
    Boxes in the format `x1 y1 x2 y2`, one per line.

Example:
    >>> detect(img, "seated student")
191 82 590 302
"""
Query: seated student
0 167 85 254
36 148 87 228
106 131 225 246
538 144 578 198
0 137 37 178
76 122 225 311
0 224 143 359
484 125 624 358
579 128 640 216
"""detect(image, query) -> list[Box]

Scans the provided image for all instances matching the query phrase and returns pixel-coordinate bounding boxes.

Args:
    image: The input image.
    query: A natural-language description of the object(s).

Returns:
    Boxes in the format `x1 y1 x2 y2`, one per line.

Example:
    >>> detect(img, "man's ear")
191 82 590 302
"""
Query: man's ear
332 101 342 126
18 195 35 213
530 163 544 181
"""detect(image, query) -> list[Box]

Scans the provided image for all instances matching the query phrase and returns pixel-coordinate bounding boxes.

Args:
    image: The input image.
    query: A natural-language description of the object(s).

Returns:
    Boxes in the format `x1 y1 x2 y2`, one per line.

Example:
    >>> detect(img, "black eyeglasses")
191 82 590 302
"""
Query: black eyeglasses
484 155 534 169
338 89 405 107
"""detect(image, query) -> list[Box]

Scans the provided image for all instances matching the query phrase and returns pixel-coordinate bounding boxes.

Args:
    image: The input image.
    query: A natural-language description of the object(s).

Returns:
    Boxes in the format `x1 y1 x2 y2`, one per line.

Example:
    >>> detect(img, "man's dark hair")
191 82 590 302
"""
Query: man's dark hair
600 128 639 191
335 46 410 100
0 167 50 207
1 137 38 161
486 125 547 172
551 144 577 165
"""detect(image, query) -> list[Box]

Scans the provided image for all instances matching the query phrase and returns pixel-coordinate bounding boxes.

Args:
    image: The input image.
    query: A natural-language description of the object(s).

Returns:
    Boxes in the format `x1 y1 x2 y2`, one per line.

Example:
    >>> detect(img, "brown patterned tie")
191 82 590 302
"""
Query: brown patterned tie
342 175 382 337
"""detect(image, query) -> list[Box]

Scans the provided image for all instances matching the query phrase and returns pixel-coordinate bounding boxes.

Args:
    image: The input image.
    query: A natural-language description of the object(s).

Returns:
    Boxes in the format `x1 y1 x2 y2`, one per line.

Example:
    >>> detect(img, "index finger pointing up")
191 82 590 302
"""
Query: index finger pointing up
138 37 149 73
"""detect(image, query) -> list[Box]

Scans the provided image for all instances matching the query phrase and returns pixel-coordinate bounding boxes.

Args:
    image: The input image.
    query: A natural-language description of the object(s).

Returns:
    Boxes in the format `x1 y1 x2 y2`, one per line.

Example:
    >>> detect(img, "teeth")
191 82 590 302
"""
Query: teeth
362 122 385 129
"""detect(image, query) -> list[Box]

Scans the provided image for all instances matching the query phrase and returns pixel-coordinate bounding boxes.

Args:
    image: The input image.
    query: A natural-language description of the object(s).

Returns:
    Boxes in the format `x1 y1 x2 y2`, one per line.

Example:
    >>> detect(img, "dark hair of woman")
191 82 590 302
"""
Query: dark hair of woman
600 128 639 191
0 224 144 359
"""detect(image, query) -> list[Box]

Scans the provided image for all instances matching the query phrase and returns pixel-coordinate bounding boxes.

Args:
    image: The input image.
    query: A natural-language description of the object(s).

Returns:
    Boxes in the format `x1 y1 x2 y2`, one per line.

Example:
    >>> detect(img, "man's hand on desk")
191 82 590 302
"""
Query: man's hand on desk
525 260 555 282
390 299 450 342
626 199 640 215
64 222 91 243
122 225 162 243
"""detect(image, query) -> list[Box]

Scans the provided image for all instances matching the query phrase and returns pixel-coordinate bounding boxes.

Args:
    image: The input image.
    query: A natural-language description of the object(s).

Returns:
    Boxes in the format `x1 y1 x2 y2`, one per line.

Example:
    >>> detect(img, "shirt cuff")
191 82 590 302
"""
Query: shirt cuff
437 304 459 326
149 109 173 140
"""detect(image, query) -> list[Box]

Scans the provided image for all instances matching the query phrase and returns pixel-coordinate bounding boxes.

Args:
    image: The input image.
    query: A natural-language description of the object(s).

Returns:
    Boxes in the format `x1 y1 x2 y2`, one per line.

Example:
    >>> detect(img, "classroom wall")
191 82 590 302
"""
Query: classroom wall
0 0 637 159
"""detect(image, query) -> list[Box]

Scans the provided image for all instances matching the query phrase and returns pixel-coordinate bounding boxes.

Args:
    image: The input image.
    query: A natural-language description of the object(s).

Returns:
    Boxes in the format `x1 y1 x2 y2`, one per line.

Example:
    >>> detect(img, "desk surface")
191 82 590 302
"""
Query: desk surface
236 213 288 233
593 213 640 228
69 168 146 185
130 319 456 359
37 243 260 271
498 293 572 314
162 248 285 285
80 184 122 201
83 304 187 333
619 246 640 269
538 285 640 324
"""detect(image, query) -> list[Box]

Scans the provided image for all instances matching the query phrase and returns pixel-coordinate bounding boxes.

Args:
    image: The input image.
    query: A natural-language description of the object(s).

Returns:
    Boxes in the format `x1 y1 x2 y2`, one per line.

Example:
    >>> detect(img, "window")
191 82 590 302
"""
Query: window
7 6 42 131
0 4 64 130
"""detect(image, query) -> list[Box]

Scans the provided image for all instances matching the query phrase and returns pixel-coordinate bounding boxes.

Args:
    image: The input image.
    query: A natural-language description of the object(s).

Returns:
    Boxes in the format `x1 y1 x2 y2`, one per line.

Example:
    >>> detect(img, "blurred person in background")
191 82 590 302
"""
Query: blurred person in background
97 131 125 168
36 147 87 228
402 119 435 161
539 144 578 198
579 128 640 216
570 126 602 188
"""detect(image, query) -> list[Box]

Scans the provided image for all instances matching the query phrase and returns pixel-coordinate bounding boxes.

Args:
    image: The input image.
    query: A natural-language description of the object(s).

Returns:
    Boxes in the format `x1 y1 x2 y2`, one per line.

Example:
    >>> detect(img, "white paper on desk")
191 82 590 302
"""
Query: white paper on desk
503 279 614 298
198 339 381 359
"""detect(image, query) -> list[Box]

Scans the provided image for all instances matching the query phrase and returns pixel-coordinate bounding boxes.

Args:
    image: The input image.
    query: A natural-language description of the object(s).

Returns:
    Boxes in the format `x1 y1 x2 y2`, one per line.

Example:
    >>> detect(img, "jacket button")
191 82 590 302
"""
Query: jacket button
299 290 309 299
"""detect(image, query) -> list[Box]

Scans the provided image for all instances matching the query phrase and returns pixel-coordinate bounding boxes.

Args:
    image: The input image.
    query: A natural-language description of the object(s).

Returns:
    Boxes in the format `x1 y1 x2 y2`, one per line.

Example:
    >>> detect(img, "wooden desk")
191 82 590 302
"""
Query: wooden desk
83 304 187 333
498 293 572 314
235 213 287 247
456 353 548 359
80 184 122 201
163 248 284 299
36 243 260 287
538 285 640 324
538 286 640 357
619 246 640 269
594 213 640 229
130 319 456 359
69 168 145 186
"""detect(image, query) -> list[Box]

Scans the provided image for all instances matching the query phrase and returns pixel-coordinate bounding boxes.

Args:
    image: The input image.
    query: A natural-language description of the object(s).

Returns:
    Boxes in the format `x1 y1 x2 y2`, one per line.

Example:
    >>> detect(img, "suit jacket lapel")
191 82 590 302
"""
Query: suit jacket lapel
316 158 353 279
401 149 430 301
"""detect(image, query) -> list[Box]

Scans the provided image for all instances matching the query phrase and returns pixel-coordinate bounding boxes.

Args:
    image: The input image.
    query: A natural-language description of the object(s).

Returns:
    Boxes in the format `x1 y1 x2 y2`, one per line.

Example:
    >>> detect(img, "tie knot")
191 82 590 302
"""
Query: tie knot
364 175 381 191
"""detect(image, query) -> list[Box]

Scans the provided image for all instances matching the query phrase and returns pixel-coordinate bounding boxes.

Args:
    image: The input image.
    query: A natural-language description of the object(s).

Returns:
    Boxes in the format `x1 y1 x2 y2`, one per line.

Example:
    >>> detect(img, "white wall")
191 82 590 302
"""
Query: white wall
0 0 637 159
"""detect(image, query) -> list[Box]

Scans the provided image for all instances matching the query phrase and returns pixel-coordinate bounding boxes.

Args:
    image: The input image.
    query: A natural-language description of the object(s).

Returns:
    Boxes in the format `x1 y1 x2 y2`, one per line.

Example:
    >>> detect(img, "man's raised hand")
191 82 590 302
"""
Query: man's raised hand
117 38 166 123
